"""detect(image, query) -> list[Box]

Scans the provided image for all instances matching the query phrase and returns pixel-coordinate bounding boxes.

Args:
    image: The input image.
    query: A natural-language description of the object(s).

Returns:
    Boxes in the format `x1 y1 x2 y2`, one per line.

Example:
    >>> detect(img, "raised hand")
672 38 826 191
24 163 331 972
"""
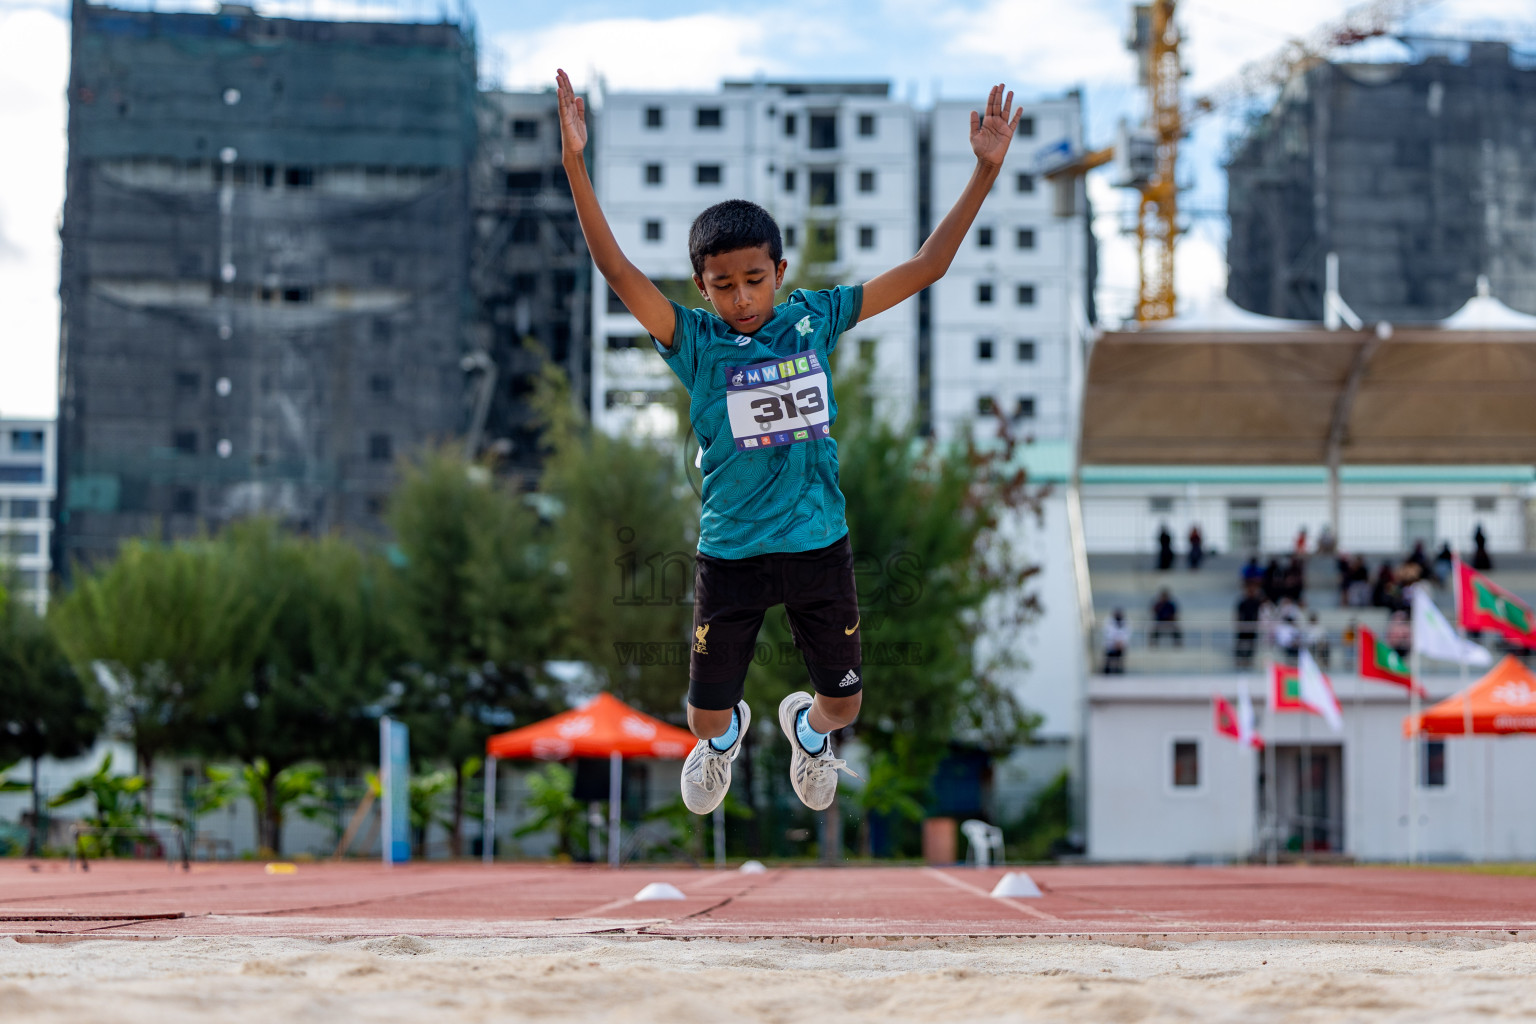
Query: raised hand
969 83 1023 168
556 68 587 160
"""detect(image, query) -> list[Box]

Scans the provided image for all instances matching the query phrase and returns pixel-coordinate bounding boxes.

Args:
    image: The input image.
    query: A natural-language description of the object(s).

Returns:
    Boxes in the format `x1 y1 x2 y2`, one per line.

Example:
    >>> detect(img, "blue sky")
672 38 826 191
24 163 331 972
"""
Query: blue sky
1 0 1532 416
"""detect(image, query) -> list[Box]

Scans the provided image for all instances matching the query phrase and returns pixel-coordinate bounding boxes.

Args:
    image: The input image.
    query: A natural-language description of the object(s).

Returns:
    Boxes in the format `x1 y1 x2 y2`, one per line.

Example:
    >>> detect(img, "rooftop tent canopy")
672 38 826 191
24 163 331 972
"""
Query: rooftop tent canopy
1082 291 1536 466
1404 656 1536 737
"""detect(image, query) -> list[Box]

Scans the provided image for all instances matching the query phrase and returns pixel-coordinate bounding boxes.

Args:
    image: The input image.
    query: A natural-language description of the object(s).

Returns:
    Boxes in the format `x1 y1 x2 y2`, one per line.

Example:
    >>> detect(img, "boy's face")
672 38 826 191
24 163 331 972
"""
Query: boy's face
693 245 787 334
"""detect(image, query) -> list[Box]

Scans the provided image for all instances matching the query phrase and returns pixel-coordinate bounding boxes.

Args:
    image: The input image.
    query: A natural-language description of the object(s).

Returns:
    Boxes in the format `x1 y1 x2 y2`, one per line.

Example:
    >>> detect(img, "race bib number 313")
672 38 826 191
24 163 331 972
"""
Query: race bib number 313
724 352 832 452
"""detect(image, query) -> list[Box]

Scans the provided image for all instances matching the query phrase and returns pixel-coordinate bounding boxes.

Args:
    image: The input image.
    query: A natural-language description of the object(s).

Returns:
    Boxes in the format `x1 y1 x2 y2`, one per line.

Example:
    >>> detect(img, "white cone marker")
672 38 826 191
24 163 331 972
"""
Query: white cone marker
634 882 687 901
739 860 767 874
990 872 1043 898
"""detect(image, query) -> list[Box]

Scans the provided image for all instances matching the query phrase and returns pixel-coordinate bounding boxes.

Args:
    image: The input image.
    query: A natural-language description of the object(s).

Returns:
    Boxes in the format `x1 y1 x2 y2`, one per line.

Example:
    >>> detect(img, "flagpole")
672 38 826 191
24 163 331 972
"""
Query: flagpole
1351 658 1363 861
1300 704 1311 855
1409 640 1421 865
1452 552 1479 863
1265 655 1278 866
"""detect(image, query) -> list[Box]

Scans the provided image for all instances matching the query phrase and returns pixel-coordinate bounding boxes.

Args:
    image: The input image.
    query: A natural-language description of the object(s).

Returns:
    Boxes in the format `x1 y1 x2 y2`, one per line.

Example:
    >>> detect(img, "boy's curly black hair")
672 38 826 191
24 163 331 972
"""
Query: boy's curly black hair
688 199 783 277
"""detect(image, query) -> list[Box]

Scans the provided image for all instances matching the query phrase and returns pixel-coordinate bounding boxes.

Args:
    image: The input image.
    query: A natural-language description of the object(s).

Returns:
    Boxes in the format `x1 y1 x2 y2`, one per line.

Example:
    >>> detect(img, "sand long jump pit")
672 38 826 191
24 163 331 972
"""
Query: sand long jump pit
4 862 1536 1022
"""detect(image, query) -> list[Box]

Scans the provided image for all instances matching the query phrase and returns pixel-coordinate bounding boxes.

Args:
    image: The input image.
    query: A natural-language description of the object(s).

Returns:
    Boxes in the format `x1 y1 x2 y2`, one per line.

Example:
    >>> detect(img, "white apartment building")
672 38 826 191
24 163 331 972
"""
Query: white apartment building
590 81 919 435
0 417 55 614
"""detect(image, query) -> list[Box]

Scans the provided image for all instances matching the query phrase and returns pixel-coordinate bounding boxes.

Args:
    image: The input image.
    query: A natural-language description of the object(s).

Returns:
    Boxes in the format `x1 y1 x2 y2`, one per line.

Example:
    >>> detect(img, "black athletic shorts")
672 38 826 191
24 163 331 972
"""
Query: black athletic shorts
687 533 863 711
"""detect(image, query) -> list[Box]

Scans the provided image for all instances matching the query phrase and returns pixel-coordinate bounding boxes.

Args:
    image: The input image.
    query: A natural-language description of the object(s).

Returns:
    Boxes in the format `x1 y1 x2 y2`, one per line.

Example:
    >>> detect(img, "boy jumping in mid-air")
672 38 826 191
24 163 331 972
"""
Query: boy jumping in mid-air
556 69 1024 815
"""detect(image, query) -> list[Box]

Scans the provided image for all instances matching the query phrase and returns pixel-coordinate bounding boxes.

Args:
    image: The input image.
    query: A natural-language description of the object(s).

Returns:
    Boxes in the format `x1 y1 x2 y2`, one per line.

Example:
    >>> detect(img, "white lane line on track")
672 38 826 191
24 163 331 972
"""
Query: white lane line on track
923 868 1062 921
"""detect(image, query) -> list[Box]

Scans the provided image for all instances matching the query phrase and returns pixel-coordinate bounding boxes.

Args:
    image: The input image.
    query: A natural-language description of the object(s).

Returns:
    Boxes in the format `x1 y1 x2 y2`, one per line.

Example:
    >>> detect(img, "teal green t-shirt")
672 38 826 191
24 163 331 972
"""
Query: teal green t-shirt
653 285 862 559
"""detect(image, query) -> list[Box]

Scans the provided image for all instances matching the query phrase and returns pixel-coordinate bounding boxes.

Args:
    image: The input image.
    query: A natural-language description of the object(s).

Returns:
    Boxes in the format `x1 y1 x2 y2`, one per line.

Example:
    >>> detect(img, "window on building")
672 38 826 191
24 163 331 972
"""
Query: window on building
976 338 994 361
1172 740 1199 787
2 532 39 555
172 489 197 516
1228 498 1262 554
369 374 393 398
1015 172 1035 193
1016 283 1036 306
173 430 198 455
977 282 993 305
1012 396 1036 421
9 499 39 519
0 466 43 484
1421 740 1446 788
284 166 315 188
808 112 837 149
858 338 877 363
808 169 837 206
783 168 796 192
505 170 541 194
282 286 313 304
644 219 662 241
511 119 538 139
607 286 628 314
858 225 875 249
696 163 722 185
645 106 663 128
9 430 44 453
857 112 876 137
977 395 996 416
644 163 663 185
175 371 200 393
1474 496 1497 512
606 334 643 350
695 106 722 128
812 223 838 261
858 169 876 193
977 226 993 248
365 495 387 517
1016 339 1036 362
1016 227 1036 249
1018 115 1035 136
371 257 394 283
371 319 392 344
368 434 393 462
784 225 797 248
784 112 797 136
1149 496 1174 514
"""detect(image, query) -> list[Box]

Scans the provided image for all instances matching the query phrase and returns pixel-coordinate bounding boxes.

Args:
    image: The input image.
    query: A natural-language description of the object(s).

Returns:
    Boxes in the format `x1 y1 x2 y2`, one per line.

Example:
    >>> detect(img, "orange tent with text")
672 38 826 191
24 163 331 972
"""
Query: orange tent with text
1403 656 1536 736
485 692 696 761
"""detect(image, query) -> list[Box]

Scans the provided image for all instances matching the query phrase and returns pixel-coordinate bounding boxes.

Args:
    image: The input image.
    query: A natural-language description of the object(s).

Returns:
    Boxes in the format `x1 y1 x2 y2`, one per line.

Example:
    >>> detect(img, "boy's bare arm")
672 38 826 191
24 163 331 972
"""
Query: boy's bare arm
557 69 677 347
858 84 1023 324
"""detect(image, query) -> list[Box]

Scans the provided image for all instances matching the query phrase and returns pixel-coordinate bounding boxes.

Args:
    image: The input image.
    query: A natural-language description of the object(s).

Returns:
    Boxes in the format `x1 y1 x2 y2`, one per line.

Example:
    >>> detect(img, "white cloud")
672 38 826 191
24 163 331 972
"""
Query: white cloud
489 14 788 94
0 7 67 418
939 0 1134 87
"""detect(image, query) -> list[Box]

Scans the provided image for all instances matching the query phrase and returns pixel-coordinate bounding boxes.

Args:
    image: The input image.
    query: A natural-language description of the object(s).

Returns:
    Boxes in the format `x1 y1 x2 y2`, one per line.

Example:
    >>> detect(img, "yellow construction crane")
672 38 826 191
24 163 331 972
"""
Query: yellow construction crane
1047 0 1434 322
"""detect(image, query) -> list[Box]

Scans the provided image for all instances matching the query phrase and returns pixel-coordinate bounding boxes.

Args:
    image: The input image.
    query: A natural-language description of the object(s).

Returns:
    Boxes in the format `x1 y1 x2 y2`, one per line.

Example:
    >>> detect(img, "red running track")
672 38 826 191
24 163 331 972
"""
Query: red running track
2 862 1533 942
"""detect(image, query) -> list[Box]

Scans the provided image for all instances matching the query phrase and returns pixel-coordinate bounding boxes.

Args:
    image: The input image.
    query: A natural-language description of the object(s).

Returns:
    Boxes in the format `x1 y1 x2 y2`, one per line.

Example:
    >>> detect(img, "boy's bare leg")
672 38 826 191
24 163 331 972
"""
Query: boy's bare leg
686 704 737 742
806 692 861 734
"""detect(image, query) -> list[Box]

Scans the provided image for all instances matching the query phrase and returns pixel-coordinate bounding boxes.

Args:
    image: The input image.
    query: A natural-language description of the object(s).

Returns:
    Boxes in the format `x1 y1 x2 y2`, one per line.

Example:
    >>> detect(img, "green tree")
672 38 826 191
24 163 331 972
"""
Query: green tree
50 540 255 816
198 522 395 854
197 759 330 856
387 445 565 856
534 366 697 718
0 592 101 855
512 762 588 860
47 752 147 858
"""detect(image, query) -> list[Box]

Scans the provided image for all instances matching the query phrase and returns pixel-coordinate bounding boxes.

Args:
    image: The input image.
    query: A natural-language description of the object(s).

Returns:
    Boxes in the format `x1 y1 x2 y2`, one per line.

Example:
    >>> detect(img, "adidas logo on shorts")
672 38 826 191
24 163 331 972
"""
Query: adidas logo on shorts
838 669 860 688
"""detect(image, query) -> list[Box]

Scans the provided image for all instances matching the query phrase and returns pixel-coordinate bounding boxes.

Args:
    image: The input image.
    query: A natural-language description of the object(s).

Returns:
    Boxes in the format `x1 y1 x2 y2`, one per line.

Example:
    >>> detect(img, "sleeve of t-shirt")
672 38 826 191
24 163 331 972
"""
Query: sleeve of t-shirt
651 300 704 390
787 284 863 354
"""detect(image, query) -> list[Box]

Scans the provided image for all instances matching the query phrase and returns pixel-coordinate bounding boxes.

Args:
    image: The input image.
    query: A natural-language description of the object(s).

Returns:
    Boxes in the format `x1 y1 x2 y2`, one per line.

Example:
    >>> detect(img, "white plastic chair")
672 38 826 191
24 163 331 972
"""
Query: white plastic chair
960 819 1005 868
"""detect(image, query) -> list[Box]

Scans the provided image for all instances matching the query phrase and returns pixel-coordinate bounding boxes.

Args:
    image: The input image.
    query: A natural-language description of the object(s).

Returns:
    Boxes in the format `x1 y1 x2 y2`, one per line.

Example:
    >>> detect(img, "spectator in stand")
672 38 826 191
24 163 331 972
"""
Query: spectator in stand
1262 558 1284 603
1306 610 1330 668
1150 589 1182 647
1343 617 1359 670
1344 555 1372 608
1282 554 1306 602
1372 563 1402 612
1316 523 1337 555
1156 526 1175 571
1235 582 1264 668
1473 524 1494 571
1294 527 1309 556
1407 541 1431 580
1241 556 1263 586
1274 598 1302 664
1187 525 1205 570
1103 608 1131 674
1434 542 1454 583
1387 609 1412 659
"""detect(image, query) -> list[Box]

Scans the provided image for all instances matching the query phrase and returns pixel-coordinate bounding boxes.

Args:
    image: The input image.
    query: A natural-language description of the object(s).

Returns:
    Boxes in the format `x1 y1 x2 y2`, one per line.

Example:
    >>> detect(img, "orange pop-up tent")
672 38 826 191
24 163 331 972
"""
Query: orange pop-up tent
481 693 698 867
1404 656 1536 736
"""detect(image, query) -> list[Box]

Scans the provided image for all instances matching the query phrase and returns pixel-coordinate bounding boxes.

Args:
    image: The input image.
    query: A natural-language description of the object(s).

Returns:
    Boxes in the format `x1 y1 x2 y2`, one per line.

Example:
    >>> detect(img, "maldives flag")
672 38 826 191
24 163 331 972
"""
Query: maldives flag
1214 689 1263 748
1269 663 1307 712
1358 625 1418 691
1457 561 1536 648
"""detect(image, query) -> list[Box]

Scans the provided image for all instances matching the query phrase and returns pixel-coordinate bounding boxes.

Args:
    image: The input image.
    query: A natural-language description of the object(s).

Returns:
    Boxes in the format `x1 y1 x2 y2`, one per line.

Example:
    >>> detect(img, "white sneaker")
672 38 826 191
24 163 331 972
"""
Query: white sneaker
777 692 855 811
680 701 750 815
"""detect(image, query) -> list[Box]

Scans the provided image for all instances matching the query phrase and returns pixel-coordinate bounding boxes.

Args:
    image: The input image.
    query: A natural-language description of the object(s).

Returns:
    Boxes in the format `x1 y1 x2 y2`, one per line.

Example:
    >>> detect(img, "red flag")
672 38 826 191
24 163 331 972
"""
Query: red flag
1269 663 1307 712
1214 695 1241 740
1358 625 1419 692
1456 560 1536 648
1213 692 1263 748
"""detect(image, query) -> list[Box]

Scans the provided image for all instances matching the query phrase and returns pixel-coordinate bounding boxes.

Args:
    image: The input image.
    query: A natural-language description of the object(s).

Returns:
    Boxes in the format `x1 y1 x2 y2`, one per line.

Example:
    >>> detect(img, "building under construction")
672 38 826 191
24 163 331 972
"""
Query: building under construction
58 0 477 563
1226 42 1536 322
